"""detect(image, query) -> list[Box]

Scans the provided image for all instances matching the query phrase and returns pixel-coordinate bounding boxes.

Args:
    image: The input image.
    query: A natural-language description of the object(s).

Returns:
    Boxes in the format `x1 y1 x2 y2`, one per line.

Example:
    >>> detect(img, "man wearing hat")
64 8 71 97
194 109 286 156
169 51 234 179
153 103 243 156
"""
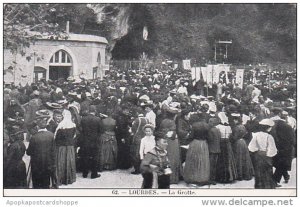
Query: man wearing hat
248 119 278 189
27 110 56 188
270 109 295 185
244 106 264 145
80 105 102 179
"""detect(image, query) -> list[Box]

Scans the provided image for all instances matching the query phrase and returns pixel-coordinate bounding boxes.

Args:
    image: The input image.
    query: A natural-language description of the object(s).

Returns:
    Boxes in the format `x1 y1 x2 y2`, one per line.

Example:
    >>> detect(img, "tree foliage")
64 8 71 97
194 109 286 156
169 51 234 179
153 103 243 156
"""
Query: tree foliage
3 4 96 55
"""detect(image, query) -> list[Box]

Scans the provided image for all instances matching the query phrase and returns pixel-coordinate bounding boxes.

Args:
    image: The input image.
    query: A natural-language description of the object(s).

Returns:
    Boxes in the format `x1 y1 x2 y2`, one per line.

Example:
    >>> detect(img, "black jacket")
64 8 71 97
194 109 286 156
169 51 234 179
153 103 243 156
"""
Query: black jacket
80 114 102 149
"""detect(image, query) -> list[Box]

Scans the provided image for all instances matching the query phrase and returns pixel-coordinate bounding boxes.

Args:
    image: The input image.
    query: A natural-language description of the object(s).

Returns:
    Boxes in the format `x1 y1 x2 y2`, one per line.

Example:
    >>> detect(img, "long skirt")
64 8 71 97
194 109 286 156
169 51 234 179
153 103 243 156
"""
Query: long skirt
184 139 210 185
4 160 27 188
117 141 131 169
252 151 276 189
56 146 76 185
216 139 237 183
167 138 182 184
98 132 118 171
233 139 254 180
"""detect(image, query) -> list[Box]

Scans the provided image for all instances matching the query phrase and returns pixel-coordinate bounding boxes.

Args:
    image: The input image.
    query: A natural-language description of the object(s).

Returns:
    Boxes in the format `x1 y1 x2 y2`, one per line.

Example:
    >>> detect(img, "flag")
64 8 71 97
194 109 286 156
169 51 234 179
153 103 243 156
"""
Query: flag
143 26 148 40
224 65 230 84
212 65 220 84
195 67 201 82
191 67 201 85
236 69 244 89
191 67 196 84
201 67 207 82
183 60 191 70
206 65 213 87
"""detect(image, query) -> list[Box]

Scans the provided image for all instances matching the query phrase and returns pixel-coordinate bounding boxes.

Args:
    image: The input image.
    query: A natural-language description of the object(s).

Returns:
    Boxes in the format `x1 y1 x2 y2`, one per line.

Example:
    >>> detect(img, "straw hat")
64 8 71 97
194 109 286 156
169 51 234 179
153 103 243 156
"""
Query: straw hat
143 124 155 132
46 102 63 109
259 119 275 127
35 109 51 119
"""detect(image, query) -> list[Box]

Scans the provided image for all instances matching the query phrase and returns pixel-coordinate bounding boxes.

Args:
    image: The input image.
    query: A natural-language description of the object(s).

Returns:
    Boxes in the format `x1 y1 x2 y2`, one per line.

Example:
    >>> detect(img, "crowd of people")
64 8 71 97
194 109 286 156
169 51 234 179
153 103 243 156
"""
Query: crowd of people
3 64 296 189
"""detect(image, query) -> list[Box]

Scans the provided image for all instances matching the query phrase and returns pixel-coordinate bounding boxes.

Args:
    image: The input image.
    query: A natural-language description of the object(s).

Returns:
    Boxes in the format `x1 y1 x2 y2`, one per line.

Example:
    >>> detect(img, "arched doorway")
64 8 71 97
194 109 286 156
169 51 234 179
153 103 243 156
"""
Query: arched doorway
49 50 72 80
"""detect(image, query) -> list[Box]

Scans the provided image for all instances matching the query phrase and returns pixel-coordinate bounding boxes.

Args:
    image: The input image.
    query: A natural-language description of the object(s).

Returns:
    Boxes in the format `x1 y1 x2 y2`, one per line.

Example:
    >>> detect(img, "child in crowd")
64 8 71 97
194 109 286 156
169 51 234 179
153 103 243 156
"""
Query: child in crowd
139 124 156 160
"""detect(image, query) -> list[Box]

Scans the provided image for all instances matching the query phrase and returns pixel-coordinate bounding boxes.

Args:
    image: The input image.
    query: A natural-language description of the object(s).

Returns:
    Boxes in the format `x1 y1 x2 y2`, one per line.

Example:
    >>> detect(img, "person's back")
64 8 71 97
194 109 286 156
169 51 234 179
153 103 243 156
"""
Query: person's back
27 128 55 189
102 117 116 132
81 114 102 145
5 139 27 188
27 131 55 171
271 120 295 154
80 99 92 116
79 107 102 179
208 126 221 154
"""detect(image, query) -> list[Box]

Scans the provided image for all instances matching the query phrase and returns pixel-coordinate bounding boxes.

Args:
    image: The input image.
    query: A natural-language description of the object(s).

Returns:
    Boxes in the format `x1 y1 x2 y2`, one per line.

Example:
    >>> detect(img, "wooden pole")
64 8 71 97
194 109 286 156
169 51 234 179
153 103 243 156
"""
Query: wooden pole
98 56 102 80
33 51 36 82
214 43 217 63
268 65 271 93
14 53 16 83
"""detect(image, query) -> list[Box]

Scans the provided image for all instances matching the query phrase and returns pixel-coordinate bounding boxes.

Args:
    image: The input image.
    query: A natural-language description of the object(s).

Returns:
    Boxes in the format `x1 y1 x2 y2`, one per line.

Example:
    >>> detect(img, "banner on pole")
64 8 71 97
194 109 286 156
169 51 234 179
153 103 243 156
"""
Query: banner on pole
236 69 244 89
206 65 213 87
183 59 191 70
195 67 201 82
212 65 220 84
191 67 196 84
223 65 230 84
191 67 201 85
201 67 207 82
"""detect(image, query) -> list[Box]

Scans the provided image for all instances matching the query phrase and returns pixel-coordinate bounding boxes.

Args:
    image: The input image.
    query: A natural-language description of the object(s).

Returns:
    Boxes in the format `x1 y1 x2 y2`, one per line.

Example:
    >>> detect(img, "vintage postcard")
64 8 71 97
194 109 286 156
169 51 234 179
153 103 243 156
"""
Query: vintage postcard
2 2 297 200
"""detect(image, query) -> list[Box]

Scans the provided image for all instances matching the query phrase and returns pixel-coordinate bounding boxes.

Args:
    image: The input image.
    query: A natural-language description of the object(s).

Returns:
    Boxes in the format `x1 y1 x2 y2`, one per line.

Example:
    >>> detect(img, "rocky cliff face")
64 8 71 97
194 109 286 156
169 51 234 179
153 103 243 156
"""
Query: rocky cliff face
88 3 296 63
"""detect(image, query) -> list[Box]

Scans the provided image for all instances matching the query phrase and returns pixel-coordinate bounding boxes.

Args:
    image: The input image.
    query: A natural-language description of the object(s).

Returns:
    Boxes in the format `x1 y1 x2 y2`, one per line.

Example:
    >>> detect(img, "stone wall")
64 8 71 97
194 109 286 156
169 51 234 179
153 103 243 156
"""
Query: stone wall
4 37 107 85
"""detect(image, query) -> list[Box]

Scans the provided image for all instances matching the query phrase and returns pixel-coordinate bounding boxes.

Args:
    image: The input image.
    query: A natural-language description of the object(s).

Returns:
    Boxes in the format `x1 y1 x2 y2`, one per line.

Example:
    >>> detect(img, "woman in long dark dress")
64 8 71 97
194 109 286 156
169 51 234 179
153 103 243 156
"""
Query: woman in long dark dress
231 115 254 181
98 110 118 171
183 122 210 186
215 112 237 183
159 109 182 184
54 110 77 185
115 108 132 169
248 119 277 189
176 109 192 163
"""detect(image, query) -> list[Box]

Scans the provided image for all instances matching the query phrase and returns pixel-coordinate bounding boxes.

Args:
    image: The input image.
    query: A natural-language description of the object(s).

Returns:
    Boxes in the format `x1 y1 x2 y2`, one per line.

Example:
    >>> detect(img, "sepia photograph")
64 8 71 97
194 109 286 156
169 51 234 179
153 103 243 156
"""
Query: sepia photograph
2 2 297 197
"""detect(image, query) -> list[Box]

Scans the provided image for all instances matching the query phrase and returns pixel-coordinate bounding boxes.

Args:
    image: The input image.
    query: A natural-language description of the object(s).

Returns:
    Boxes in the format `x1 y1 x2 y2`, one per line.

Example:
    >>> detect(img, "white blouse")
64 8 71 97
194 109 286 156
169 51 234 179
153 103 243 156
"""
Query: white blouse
216 124 232 139
287 116 297 131
139 135 156 160
146 110 156 128
248 132 277 157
